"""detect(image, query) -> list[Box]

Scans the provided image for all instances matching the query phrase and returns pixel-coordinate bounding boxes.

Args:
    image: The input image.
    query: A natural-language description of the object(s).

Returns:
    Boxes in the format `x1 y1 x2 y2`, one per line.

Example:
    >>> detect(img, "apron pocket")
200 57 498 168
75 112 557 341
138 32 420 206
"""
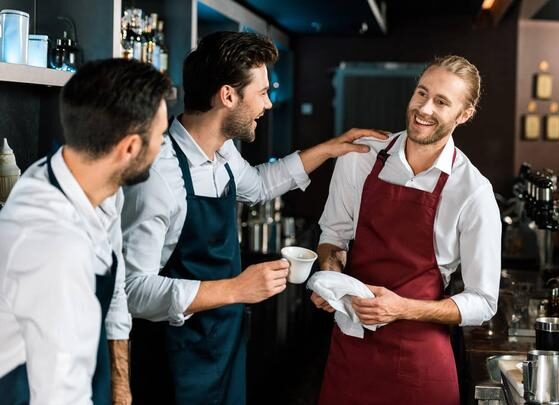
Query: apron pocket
165 315 217 351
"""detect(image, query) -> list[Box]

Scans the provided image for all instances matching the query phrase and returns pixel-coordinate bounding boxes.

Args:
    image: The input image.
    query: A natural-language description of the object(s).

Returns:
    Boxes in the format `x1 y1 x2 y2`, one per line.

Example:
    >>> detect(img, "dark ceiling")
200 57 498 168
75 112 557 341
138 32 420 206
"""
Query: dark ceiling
235 0 486 35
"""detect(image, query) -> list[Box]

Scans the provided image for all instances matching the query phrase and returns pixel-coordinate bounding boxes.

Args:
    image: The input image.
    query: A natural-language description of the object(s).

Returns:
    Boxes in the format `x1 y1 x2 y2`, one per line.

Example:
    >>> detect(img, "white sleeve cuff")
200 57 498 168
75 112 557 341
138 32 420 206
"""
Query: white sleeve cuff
450 291 497 326
318 235 349 251
168 279 201 327
285 151 311 191
105 313 132 340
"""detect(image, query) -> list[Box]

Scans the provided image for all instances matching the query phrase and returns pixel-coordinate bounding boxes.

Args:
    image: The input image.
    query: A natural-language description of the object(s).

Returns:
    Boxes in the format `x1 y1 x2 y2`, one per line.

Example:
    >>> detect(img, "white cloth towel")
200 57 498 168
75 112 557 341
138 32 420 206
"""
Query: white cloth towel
307 271 385 338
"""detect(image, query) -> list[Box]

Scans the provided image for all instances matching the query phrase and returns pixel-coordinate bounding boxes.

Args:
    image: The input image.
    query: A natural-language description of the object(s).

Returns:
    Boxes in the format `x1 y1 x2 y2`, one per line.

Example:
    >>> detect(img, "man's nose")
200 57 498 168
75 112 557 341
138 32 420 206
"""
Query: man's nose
418 99 434 116
264 94 273 110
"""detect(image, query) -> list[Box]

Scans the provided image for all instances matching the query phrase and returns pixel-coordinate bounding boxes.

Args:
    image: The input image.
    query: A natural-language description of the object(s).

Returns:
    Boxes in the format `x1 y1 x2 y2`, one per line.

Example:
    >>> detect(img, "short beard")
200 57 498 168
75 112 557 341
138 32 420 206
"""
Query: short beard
406 109 455 145
222 102 256 143
119 144 152 186
122 166 150 186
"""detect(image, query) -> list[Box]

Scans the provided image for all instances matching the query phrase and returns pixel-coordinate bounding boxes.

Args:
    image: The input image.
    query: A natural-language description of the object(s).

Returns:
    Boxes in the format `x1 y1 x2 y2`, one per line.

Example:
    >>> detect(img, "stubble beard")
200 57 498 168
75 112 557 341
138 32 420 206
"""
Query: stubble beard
406 109 456 146
119 145 152 186
222 102 261 143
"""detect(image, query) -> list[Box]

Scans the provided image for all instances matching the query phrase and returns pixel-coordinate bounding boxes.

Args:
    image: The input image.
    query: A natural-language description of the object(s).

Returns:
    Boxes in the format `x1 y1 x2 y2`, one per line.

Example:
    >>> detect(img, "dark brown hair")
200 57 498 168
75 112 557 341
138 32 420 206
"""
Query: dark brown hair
61 58 172 158
183 31 278 113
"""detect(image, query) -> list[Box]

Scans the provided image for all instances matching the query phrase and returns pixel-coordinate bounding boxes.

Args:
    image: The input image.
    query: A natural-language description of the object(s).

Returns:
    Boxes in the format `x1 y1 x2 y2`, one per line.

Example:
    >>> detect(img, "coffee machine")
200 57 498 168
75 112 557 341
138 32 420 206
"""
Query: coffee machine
521 164 558 275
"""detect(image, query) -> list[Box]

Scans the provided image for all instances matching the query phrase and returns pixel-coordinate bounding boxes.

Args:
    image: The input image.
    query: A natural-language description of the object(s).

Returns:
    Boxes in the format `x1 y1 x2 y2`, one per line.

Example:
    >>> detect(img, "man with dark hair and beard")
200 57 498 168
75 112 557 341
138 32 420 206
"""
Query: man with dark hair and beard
313 55 501 404
121 31 387 405
0 58 171 405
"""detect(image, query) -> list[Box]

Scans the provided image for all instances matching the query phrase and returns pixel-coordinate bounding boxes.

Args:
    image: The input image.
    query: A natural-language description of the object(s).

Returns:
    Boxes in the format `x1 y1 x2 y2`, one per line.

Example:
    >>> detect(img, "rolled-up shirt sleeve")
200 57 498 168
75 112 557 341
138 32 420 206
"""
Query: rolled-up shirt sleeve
318 154 357 251
122 169 200 326
450 184 502 326
104 244 131 340
227 139 310 204
104 190 132 340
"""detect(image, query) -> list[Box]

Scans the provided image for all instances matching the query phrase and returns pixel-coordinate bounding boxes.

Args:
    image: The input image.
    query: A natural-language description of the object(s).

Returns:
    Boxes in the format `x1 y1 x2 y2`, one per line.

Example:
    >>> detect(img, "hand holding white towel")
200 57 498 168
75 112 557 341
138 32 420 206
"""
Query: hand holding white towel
307 271 385 338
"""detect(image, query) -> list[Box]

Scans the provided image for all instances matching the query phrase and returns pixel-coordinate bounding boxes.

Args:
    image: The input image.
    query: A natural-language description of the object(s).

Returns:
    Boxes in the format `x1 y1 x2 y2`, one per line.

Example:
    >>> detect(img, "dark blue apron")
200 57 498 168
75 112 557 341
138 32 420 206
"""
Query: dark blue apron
91 255 118 405
131 134 245 405
0 155 117 405
0 364 29 405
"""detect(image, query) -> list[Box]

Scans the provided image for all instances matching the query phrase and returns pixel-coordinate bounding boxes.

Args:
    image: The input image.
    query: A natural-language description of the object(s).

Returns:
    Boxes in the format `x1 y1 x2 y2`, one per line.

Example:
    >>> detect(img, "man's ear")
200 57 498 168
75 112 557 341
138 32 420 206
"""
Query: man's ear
457 107 475 125
113 133 143 164
217 84 238 109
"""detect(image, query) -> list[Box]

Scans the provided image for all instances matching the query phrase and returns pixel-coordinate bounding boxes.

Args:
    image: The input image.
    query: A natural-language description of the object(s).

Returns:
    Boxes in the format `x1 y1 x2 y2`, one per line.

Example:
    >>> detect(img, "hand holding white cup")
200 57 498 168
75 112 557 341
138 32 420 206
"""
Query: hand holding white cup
281 246 318 284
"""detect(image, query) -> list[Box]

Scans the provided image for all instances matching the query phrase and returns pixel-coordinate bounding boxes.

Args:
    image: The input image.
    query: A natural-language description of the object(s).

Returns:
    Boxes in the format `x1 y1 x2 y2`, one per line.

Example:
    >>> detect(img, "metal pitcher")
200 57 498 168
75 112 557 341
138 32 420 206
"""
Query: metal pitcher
523 349 559 404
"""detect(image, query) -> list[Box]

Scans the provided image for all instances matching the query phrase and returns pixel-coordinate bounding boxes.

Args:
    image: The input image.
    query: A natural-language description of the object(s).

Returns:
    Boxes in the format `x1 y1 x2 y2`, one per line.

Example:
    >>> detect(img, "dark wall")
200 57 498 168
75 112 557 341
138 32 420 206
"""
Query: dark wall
286 12 518 221
0 82 62 172
515 19 559 172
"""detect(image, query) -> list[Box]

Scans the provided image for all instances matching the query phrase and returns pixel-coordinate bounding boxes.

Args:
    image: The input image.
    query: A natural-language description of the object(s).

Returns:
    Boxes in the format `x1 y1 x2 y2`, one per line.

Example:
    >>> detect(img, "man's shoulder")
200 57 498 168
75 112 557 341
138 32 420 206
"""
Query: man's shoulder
122 141 183 222
336 131 400 169
449 148 494 198
2 174 82 226
353 131 400 149
0 211 92 276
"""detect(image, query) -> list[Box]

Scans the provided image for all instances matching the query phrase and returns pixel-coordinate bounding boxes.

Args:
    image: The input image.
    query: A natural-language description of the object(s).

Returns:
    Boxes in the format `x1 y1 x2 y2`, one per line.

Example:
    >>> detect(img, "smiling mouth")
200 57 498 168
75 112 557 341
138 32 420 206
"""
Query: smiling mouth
414 113 437 126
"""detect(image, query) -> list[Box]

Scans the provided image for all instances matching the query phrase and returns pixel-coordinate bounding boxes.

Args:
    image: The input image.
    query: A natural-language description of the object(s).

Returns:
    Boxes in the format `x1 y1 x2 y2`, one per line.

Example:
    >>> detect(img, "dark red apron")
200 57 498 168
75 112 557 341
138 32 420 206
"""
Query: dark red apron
319 136 459 405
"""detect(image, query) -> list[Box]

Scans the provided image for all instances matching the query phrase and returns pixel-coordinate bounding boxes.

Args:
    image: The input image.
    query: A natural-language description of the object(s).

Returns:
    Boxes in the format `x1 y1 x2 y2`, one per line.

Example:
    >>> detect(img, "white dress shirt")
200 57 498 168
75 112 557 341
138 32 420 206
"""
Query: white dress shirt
0 148 130 404
122 117 310 326
318 132 502 326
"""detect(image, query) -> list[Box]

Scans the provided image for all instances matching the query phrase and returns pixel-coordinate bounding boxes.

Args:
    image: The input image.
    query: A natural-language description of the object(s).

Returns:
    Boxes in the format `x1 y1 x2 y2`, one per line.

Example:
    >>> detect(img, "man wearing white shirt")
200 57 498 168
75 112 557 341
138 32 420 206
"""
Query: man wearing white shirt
0 59 171 405
122 31 387 405
312 55 501 404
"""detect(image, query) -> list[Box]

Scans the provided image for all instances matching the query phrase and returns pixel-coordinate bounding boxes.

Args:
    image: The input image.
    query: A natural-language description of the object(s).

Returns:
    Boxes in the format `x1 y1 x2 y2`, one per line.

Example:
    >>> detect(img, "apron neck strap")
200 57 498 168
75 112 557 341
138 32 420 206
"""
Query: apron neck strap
431 148 457 196
371 135 399 177
168 134 196 195
371 136 457 197
46 154 67 197
168 134 235 195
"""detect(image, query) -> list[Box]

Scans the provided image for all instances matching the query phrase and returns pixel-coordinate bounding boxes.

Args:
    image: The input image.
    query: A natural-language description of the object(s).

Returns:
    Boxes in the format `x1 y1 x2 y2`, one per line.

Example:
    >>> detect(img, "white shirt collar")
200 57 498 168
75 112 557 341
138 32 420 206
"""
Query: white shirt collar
169 116 230 167
50 147 114 262
396 131 455 175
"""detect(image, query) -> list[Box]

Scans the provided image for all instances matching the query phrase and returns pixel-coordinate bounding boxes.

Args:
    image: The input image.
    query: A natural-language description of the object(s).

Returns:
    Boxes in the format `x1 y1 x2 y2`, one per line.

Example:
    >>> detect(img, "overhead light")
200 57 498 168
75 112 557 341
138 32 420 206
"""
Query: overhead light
482 0 496 10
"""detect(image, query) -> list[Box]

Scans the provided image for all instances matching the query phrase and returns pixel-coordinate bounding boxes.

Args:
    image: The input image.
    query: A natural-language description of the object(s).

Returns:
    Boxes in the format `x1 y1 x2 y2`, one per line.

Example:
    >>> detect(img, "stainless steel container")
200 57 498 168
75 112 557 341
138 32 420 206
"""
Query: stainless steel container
522 349 559 404
536 317 559 351
28 34 48 67
0 9 29 64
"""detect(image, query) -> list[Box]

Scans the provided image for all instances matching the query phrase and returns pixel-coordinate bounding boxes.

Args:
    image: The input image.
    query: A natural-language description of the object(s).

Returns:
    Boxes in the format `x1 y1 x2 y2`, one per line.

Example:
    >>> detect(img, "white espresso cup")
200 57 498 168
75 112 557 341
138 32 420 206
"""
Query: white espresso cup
281 246 318 284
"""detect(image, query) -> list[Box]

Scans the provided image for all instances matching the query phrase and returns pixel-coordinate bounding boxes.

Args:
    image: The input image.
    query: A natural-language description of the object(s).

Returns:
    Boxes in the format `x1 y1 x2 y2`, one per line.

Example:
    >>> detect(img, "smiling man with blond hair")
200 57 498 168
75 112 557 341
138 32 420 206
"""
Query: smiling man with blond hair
313 55 501 404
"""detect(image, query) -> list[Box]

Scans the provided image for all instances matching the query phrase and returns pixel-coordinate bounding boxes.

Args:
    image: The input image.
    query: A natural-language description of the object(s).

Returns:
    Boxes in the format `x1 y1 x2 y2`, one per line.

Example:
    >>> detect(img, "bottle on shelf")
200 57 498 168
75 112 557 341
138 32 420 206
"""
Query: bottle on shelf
150 13 160 70
155 20 168 74
120 10 133 59
50 31 78 72
0 139 21 204
141 16 153 64
121 8 168 72
129 8 143 61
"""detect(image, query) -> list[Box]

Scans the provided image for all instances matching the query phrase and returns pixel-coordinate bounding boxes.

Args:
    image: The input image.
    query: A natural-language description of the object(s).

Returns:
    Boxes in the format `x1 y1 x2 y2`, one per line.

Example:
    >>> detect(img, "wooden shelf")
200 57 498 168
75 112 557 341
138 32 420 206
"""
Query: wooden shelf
0 62 73 87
